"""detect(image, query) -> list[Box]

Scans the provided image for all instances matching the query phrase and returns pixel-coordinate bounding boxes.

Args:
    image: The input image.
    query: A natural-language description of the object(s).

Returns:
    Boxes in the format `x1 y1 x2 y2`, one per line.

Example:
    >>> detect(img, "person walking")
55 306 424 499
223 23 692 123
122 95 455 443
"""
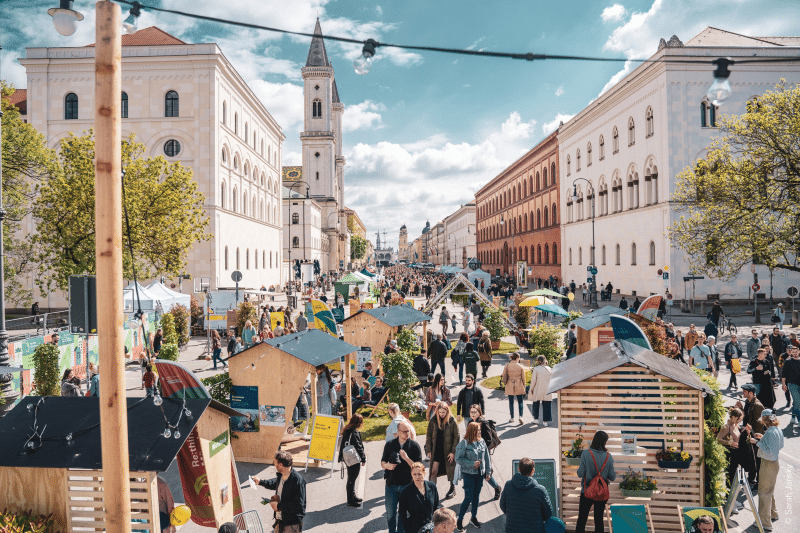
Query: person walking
142 364 158 397
452 333 468 385
399 462 440 533
781 344 800 426
463 308 472 336
477 330 493 379
381 421 423 533
425 401 460 500
425 374 453 419
461 343 480 383
724 334 743 390
226 331 236 359
749 348 776 410
211 330 227 370
454 422 493 531
152 328 163 356
252 451 307 533
576 431 616 533
450 312 459 335
414 350 432 385
735 384 765 487
296 311 308 332
419 508 457 533
242 320 257 347
386 403 417 441
751 409 784 530
747 329 762 360
772 304 785 331
440 306 451 336
690 334 713 372
88 364 100 397
565 324 578 359
685 324 699 352
528 355 553 427
339 414 366 507
429 334 448 379
499 457 553 533
467 405 502 501
456 375 485 429
501 352 527 424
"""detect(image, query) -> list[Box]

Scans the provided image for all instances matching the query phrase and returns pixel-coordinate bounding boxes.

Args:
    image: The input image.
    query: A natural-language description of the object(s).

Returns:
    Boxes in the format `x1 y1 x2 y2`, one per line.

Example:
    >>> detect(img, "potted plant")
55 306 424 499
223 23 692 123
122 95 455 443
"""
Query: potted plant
482 306 509 350
619 468 657 498
562 434 584 466
656 446 693 469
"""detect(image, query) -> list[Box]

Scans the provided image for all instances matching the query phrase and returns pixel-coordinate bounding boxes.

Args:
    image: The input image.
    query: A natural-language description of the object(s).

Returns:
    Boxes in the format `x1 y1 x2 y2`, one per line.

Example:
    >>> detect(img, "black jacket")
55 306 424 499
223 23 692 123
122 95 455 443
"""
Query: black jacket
398 480 439 533
339 428 366 463
428 339 448 361
413 354 431 377
258 468 306 526
456 386 485 418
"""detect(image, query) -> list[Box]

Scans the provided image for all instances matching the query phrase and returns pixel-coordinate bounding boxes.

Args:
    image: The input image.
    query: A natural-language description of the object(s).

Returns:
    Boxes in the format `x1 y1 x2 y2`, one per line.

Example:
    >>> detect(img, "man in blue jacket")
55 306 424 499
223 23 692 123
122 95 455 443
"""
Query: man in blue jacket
499 457 553 533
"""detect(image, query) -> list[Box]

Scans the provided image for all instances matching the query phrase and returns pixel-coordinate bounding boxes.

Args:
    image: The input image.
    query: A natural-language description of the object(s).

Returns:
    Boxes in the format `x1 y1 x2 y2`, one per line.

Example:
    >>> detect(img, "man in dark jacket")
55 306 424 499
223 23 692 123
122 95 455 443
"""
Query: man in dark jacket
704 319 718 340
456 375 485 428
499 457 552 533
565 324 578 359
429 335 448 377
413 351 432 383
252 451 306 532
769 328 787 359
619 296 628 310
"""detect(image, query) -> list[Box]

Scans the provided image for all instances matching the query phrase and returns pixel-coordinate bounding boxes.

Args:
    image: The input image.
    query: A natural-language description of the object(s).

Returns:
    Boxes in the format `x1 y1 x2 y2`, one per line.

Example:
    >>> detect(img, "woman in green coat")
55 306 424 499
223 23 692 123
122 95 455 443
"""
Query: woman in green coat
425 401 460 500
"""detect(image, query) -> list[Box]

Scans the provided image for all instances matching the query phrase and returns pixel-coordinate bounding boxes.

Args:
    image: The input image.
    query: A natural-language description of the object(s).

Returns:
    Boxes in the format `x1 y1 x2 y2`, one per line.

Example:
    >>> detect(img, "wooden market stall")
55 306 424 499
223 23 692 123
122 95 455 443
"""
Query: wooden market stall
0 396 243 532
547 339 715 532
227 329 359 464
341 306 432 367
573 307 656 355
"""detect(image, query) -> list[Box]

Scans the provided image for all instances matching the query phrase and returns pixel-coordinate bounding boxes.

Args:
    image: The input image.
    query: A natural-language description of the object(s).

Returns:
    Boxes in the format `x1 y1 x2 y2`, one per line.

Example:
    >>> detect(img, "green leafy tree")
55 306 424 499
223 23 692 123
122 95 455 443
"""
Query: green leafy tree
236 301 258 335
527 323 564 367
32 343 60 396
160 313 178 345
644 324 668 356
381 349 417 412
511 293 531 328
692 368 728 507
159 343 179 362
669 81 800 278
201 371 232 406
482 306 509 342
31 131 210 294
1 83 59 306
350 234 367 260
395 327 419 354
169 304 190 346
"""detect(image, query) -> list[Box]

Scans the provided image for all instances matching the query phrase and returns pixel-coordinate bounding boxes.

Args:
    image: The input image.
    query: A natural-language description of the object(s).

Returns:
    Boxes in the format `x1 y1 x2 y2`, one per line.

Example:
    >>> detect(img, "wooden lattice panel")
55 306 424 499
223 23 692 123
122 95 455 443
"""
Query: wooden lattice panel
64 470 158 532
558 366 705 533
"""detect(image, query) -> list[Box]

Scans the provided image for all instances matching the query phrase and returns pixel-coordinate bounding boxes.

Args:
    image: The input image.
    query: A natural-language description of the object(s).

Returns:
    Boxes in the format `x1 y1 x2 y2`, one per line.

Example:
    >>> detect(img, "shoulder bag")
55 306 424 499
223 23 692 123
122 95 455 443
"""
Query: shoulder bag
341 431 361 467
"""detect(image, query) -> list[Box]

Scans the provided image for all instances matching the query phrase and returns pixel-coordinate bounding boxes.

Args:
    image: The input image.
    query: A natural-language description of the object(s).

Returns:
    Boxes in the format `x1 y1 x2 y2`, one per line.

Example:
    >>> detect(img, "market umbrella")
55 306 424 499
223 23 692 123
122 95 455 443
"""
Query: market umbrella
519 295 554 307
524 288 564 299
535 304 570 318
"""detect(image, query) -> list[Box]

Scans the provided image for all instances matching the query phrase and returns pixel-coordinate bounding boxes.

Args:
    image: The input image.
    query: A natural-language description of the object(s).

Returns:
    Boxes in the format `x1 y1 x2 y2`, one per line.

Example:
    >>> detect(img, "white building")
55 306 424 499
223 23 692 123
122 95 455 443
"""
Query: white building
444 203 477 268
19 26 285 300
282 186 328 275
558 27 800 299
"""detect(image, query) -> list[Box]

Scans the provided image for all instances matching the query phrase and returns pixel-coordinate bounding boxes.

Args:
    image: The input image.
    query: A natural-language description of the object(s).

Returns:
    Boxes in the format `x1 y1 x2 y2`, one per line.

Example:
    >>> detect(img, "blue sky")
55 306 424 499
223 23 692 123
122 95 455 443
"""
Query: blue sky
3 0 800 251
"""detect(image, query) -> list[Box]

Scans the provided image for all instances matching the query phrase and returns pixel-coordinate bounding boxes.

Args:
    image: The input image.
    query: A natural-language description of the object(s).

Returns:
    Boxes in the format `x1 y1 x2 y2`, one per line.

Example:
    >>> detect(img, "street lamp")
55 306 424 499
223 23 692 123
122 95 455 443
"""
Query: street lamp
572 177 598 307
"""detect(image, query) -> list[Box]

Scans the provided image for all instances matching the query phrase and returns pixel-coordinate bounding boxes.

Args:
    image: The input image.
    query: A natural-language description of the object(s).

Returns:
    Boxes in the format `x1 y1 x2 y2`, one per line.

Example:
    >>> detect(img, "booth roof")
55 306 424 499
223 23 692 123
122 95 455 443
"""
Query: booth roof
571 306 627 330
0 397 229 472
346 306 433 327
547 339 715 395
261 329 359 366
338 273 363 284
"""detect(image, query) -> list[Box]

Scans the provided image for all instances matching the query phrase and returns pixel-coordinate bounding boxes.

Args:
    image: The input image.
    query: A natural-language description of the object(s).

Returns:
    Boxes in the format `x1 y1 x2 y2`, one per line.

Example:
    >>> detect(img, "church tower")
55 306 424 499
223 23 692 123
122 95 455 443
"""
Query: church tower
399 224 408 261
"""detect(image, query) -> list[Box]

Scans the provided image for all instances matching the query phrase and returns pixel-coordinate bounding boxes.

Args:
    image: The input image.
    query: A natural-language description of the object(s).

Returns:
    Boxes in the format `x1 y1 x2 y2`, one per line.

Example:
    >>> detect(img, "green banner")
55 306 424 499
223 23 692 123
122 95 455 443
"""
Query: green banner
209 430 229 458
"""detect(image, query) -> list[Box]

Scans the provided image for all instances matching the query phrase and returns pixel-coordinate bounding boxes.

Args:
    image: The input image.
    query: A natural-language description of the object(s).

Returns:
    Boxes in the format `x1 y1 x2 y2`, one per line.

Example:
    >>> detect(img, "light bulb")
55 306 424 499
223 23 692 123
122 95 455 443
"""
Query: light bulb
153 395 163 406
184 409 192 418
26 441 35 449
707 78 732 106
353 54 373 75
164 428 172 438
122 14 138 35
48 4 84 37
66 433 73 442
173 430 181 439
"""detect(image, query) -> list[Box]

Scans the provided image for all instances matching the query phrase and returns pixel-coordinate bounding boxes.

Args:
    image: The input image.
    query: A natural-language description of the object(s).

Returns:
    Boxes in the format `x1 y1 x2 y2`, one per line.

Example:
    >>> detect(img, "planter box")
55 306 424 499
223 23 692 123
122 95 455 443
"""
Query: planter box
658 459 692 469
491 340 501 350
564 457 581 466
620 489 654 498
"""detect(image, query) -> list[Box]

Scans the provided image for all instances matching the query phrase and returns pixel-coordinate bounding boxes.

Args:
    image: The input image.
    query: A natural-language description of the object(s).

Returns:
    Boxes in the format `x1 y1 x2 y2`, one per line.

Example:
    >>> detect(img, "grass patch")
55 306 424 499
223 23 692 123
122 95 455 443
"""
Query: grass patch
494 341 520 353
480 370 532 390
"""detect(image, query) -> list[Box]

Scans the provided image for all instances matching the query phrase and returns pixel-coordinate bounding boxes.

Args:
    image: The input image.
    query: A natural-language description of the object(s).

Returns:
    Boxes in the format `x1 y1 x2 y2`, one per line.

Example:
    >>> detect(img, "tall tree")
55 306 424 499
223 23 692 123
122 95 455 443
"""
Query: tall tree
670 81 800 278
1 82 59 306
350 234 367 260
32 131 210 294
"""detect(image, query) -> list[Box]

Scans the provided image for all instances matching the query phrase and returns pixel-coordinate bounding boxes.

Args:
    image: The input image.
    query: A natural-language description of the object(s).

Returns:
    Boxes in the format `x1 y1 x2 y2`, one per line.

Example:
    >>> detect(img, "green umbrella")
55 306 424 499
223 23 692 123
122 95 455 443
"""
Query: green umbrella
524 288 564 299
535 304 570 318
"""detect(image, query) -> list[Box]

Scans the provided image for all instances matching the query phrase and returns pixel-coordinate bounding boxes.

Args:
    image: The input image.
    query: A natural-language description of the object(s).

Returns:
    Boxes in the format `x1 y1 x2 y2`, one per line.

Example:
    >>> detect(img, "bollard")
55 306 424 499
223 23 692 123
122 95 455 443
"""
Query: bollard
793 310 799 328
755 308 761 324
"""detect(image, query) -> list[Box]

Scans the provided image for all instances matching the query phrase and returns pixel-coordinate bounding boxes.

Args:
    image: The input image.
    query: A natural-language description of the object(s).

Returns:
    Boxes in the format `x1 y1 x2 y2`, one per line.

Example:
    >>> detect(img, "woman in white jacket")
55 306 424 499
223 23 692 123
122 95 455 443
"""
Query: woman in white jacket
528 355 553 426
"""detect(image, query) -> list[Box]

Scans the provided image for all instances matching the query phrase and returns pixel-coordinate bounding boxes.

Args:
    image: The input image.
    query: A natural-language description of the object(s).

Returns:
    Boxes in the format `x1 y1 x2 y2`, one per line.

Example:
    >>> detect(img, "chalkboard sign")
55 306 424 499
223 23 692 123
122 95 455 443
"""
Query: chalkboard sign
609 504 650 533
513 458 559 517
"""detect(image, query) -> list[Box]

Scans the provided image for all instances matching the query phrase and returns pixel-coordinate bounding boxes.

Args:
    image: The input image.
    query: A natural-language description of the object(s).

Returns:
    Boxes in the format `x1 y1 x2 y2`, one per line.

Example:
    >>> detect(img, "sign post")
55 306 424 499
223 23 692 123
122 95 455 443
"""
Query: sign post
788 286 798 311
231 270 242 304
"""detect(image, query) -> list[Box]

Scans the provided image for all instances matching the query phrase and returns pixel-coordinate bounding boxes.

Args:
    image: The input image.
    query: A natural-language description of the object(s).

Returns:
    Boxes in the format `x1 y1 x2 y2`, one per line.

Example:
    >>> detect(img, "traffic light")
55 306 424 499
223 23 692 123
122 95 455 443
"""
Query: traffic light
294 260 301 279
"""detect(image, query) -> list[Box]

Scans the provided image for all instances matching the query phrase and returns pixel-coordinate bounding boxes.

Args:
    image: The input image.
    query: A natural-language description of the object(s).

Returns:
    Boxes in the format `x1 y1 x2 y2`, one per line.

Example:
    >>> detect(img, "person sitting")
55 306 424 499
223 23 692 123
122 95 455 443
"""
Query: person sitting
368 377 388 406
514 330 532 351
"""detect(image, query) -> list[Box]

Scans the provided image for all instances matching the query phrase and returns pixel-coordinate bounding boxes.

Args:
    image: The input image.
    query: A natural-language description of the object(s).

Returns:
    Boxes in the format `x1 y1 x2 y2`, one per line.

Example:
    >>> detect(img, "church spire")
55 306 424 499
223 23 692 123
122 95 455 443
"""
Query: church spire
305 18 331 68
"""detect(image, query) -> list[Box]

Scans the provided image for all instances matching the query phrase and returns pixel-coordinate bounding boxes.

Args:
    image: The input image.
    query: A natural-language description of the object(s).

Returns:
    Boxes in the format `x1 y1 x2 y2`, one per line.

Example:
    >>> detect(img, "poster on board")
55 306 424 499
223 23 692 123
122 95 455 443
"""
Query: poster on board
307 414 342 463
512 458 558 516
356 347 372 372
516 261 527 288
230 385 259 432
259 405 286 427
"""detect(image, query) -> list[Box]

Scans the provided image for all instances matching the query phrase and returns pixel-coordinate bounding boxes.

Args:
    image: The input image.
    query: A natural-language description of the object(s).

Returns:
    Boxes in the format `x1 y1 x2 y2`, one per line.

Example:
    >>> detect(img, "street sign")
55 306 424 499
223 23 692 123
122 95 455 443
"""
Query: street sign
788 286 799 297
589 266 598 275
663 272 669 280
587 277 592 284
657 269 663 276
663 265 669 272
231 270 242 283
751 264 757 274
666 292 673 300
752 283 761 292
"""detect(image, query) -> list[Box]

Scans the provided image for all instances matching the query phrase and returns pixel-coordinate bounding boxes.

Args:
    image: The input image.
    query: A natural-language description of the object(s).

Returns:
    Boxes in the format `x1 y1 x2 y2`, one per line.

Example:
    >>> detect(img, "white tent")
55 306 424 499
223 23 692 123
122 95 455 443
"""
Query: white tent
146 281 191 311
467 268 491 289
123 281 159 311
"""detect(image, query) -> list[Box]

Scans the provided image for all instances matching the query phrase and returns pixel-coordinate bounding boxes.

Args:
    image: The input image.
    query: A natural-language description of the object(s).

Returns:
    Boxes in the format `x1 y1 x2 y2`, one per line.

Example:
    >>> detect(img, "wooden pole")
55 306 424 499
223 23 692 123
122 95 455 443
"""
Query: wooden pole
95 3 131 532
345 351 352 420
422 322 427 350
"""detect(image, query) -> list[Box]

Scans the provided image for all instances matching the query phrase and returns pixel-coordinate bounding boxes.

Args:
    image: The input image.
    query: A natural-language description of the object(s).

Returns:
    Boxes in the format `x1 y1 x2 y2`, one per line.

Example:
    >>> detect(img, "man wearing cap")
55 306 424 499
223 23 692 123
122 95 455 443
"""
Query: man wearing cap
385 339 399 355
736 384 764 487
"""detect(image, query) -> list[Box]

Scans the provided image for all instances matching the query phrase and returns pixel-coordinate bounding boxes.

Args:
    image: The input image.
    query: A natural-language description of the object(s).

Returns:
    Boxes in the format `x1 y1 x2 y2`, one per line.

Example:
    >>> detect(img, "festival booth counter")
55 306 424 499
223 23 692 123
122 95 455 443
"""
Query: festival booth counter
548 340 715 533
227 329 359 464
572 307 655 356
342 306 433 367
0 396 244 532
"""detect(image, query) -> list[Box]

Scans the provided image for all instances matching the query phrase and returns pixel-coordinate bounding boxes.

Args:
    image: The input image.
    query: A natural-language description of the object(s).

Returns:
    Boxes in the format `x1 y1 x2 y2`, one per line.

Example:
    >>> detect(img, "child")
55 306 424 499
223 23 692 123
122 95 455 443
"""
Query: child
143 364 158 397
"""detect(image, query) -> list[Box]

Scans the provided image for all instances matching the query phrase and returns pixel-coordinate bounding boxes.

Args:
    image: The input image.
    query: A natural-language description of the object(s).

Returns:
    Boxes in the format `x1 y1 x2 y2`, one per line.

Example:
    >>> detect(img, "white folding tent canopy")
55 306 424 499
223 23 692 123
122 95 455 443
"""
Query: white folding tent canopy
146 281 191 311
123 281 159 310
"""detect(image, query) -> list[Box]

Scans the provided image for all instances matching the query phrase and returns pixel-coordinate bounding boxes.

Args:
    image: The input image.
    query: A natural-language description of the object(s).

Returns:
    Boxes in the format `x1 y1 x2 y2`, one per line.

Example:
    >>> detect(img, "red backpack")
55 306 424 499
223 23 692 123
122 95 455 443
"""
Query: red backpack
584 451 610 501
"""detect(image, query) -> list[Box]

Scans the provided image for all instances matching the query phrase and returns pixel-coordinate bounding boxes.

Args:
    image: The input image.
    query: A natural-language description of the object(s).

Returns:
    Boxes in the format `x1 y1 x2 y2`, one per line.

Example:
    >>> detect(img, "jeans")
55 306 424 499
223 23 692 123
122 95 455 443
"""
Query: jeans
346 463 361 502
458 473 484 521
532 400 553 422
431 359 446 378
728 361 738 388
385 484 405 533
145 386 156 397
452 362 464 384
212 348 227 369
789 383 800 419
576 492 607 533
508 395 524 418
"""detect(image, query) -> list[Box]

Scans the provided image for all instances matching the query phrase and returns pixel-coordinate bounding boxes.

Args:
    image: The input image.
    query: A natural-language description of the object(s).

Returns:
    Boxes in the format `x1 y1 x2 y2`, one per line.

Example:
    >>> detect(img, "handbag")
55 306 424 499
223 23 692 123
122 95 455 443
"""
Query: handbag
341 432 361 467
770 314 781 323
731 359 741 374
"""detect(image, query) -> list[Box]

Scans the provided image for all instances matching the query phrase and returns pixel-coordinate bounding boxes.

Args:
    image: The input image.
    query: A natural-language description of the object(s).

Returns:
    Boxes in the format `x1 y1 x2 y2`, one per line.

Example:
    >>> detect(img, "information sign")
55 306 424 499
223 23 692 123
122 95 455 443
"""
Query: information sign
356 347 372 372
512 458 558 517
308 414 342 463
609 504 650 533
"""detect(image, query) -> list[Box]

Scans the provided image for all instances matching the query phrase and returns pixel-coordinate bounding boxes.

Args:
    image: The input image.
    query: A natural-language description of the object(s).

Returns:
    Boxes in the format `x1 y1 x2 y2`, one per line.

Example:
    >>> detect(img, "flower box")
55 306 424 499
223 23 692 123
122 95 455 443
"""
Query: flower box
620 489 654 498
657 458 692 469
565 457 581 466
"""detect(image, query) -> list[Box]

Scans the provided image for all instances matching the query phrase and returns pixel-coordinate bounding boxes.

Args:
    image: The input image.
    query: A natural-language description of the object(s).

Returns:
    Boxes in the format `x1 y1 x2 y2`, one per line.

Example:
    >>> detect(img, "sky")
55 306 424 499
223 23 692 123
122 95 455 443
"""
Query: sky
2 0 800 252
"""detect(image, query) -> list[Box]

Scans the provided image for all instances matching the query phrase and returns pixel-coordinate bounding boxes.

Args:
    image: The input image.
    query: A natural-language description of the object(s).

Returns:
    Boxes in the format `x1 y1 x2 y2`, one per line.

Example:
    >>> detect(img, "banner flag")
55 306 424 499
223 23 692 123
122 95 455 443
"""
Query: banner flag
610 315 653 350
636 294 663 322
311 299 337 337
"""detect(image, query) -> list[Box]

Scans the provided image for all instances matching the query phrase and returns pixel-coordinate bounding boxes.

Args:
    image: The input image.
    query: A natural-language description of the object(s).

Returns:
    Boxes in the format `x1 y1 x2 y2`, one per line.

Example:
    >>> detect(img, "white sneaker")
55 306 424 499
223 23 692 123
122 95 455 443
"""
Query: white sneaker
543 422 549 427
509 418 515 423
793 416 799 426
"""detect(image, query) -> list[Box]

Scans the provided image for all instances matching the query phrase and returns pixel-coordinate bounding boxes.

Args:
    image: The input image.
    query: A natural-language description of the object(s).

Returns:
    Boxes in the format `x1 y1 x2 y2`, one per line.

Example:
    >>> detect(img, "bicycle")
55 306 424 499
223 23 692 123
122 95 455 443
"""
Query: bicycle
719 316 737 336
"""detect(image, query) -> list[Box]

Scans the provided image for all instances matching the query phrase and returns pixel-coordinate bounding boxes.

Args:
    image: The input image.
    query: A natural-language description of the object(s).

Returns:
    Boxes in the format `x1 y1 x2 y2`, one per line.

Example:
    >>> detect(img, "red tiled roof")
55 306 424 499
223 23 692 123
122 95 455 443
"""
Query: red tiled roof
86 26 187 47
5 89 27 115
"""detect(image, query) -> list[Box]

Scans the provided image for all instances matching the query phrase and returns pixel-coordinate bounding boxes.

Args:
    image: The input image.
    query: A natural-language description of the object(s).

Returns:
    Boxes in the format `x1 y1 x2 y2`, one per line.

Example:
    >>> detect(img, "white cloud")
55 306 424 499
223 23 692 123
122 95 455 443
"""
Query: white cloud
375 5 383 16
602 4 627 23
343 100 386 132
542 113 576 135
555 86 565 97
597 60 635 96
247 80 304 133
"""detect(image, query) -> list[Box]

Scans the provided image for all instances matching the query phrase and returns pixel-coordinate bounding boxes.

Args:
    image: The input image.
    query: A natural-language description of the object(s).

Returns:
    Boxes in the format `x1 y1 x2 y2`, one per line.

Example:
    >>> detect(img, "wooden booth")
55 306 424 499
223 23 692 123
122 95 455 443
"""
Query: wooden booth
0 396 244 532
548 339 714 532
342 306 433 368
227 329 359 464
573 307 656 356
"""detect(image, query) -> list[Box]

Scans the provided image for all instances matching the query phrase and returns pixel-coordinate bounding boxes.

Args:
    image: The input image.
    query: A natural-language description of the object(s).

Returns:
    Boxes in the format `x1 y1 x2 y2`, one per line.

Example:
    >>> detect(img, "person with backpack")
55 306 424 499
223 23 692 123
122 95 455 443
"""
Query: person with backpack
576 431 616 533
467 405 502 502
454 422 492 531
477 330 493 379
339 414 366 507
451 333 468 385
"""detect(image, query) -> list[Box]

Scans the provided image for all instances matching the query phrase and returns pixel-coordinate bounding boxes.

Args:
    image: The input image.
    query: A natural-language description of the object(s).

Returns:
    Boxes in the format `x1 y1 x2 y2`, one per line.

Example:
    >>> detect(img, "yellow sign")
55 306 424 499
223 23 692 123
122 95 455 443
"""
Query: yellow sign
663 265 669 272
208 315 224 321
568 292 575 301
270 312 285 331
307 414 341 462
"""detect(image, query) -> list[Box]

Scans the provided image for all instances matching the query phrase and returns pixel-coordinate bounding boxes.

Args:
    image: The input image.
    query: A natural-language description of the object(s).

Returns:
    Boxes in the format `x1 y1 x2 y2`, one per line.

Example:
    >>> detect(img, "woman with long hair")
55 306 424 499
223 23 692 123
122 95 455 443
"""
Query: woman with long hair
316 364 334 416
718 407 743 488
339 413 366 507
425 373 452 419
576 431 616 533
468 405 501 501
454 422 492 531
242 320 257 347
60 368 81 397
211 330 227 370
425 401 460 501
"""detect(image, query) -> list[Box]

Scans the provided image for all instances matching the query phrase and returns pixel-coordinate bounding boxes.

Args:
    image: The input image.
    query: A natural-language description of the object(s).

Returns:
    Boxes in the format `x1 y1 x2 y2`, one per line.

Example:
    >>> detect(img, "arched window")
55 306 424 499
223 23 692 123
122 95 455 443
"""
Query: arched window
221 182 226 209
224 246 228 270
645 106 654 137
627 170 640 209
523 181 527 197
545 244 550 264
523 215 528 232
64 93 78 120
244 163 249 178
269 252 272 268
292 212 299 224
631 243 637 265
543 167 548 187
234 156 239 171
537 245 542 264
602 245 606 265
701 98 717 128
536 172 541 191
234 113 238 134
628 117 635 146
599 135 605 160
579 247 582 265
576 149 581 172
245 122 248 142
232 187 237 212
552 203 557 224
529 212 534 231
121 92 128 118
165 90 179 117
649 241 656 265
566 155 571 176
263 251 266 268
222 101 227 124
242 193 247 215
537 209 541 229
544 207 549 227
615 244 621 265
552 243 557 264
246 249 250 270
645 160 659 205
551 163 556 183
313 99 322 118
292 237 300 248
164 140 181 157
236 248 240 270
255 249 258 269
569 247 572 265
612 127 619 153
587 143 592 166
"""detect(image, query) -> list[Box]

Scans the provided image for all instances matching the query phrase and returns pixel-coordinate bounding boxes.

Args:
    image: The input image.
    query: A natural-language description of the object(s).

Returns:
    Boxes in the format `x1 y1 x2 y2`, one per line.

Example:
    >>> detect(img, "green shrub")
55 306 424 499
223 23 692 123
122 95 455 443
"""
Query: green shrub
169 304 190 346
482 306 509 342
0 509 58 533
527 323 565 367
381 349 417 412
159 343 179 362
395 327 419 354
236 301 258 335
32 343 60 396
644 323 668 356
201 371 232 406
160 313 178 345
512 294 531 328
692 367 728 507
560 310 582 327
